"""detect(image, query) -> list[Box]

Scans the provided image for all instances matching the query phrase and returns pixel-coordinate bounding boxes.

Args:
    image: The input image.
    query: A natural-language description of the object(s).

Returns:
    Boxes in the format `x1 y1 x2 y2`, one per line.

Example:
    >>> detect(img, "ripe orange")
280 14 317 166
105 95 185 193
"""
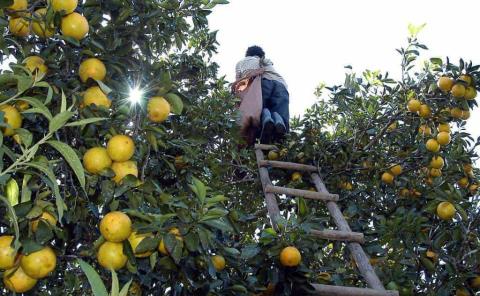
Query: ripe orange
7 0 27 13
0 104 23 136
430 156 444 169
464 87 477 100
79 58 106 82
51 0 78 14
99 211 132 242
425 139 440 152
437 201 456 220
387 122 397 132
429 168 442 178
3 266 37 293
32 8 55 38
128 232 154 258
340 181 353 190
291 172 302 182
399 188 410 197
463 163 473 174
0 236 16 270
267 150 279 160
211 255 226 271
83 86 111 108
451 83 466 99
147 97 171 123
469 184 478 193
436 132 451 146
437 76 454 92
61 12 89 40
97 241 127 270
407 99 421 112
279 246 301 267
24 56 48 76
461 110 470 120
437 123 450 133
107 135 135 162
20 247 56 279
83 147 112 174
9 17 30 37
450 107 463 119
458 177 469 188
418 104 431 118
459 75 472 86
390 165 402 176
111 160 138 184
30 211 57 232
418 125 432 136
15 100 29 111
381 172 394 184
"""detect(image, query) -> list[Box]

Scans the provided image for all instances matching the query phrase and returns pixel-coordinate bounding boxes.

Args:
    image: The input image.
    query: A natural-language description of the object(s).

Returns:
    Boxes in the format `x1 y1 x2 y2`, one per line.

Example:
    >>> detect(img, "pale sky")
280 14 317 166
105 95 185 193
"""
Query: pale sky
210 0 480 141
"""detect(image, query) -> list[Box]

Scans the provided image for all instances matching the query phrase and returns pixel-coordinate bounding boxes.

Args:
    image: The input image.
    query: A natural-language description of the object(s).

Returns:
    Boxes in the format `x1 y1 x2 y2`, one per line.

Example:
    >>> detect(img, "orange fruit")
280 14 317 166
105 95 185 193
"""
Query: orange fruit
418 125 432 136
32 8 55 38
464 87 477 100
24 56 48 76
291 172 302 182
438 76 454 92
425 139 440 152
99 211 132 242
436 132 451 146
399 188 410 197
450 107 463 119
451 83 466 99
111 160 138 184
381 172 394 184
430 156 444 169
107 135 135 162
7 0 28 13
279 246 301 267
0 105 23 136
407 99 421 112
267 150 279 160
83 86 111 108
437 123 450 133
390 165 402 176
83 147 112 174
51 0 78 14
79 58 106 83
418 104 431 118
30 211 57 232
147 97 171 123
61 12 89 40
3 266 37 293
20 247 56 279
9 17 30 37
437 201 456 220
0 236 16 270
97 241 127 270
458 177 469 188
211 255 226 271
461 110 470 120
463 163 473 174
459 75 472 86
128 232 154 258
429 168 442 178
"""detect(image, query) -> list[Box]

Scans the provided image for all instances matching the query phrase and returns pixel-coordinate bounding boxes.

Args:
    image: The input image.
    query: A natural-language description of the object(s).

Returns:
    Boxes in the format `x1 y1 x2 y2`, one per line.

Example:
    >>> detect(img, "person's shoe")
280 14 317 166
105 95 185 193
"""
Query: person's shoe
272 112 286 138
260 109 274 144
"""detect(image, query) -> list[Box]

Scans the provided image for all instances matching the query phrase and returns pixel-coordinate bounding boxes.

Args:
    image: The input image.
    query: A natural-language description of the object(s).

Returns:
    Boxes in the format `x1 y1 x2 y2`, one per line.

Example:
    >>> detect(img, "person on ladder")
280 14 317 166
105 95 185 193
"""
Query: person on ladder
234 46 290 144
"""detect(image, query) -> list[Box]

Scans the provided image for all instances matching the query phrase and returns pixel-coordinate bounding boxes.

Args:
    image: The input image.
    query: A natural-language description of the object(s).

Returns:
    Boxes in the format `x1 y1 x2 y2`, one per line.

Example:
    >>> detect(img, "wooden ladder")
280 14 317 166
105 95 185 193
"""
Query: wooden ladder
254 144 399 296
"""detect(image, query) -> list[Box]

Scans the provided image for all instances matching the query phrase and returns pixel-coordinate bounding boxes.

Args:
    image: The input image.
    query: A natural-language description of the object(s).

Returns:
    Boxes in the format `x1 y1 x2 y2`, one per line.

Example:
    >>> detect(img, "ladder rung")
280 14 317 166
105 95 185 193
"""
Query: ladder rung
259 160 317 172
312 284 399 296
310 229 365 244
265 185 339 201
254 144 278 151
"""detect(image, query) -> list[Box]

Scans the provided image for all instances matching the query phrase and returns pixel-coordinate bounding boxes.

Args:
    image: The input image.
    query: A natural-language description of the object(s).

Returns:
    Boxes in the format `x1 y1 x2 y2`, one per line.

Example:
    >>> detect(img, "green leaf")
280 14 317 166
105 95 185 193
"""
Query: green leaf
65 117 107 127
119 279 133 296
77 259 109 296
15 128 33 147
47 140 85 190
95 79 112 95
16 75 33 94
49 111 74 133
26 161 66 222
110 269 119 296
191 176 206 203
201 218 233 233
60 89 67 113
164 93 183 115
15 97 53 120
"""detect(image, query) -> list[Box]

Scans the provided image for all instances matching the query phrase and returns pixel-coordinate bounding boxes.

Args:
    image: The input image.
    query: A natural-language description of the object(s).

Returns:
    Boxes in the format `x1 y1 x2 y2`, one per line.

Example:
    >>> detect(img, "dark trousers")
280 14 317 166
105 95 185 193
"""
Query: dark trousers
261 78 290 131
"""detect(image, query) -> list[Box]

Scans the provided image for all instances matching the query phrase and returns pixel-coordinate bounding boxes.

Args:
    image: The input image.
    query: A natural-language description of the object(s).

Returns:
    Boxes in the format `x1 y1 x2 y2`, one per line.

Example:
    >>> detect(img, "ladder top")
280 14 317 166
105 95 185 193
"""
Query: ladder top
254 144 278 151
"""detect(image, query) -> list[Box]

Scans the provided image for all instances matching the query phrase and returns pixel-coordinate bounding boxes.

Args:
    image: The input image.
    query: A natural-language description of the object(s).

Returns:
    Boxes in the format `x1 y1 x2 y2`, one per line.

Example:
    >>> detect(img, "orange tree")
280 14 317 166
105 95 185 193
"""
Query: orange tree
1 0 480 295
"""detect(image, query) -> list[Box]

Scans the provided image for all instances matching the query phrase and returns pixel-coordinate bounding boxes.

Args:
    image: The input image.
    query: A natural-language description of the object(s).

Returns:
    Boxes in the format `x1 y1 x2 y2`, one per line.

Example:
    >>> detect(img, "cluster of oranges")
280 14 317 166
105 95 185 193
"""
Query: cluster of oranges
1 211 58 293
7 0 89 41
96 211 227 272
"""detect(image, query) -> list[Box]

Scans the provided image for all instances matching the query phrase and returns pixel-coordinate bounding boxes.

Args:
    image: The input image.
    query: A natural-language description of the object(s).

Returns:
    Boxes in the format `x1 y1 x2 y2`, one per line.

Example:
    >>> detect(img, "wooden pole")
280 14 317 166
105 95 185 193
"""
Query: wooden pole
265 185 339 201
311 173 386 291
310 229 365 244
259 160 318 172
254 148 281 228
254 144 278 151
312 284 399 296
